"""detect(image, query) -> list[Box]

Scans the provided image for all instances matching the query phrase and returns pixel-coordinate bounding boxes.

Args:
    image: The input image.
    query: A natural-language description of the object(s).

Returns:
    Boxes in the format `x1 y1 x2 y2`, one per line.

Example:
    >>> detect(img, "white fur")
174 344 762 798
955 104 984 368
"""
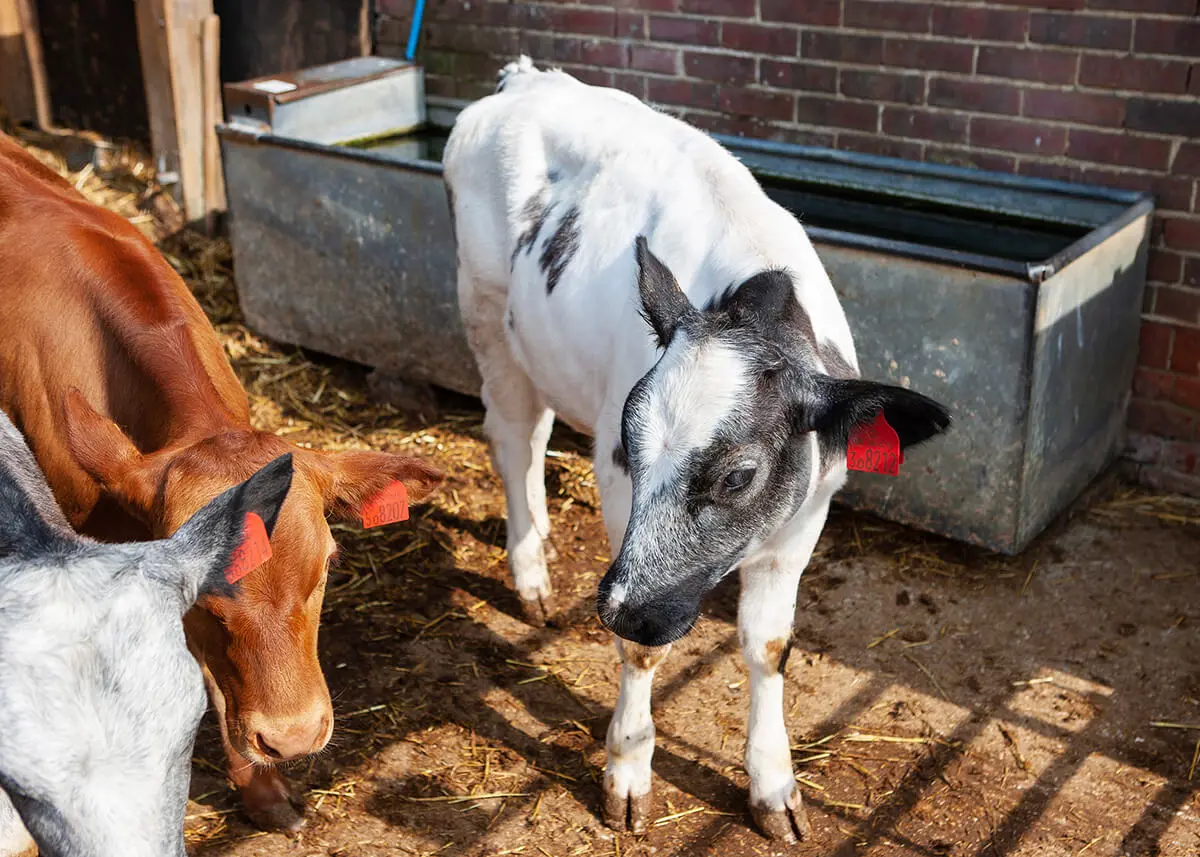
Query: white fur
445 58 860 833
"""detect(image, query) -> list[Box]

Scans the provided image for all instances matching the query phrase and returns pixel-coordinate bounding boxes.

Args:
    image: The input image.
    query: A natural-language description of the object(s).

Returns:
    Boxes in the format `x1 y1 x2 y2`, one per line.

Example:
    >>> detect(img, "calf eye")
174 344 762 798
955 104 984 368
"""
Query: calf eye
722 465 757 493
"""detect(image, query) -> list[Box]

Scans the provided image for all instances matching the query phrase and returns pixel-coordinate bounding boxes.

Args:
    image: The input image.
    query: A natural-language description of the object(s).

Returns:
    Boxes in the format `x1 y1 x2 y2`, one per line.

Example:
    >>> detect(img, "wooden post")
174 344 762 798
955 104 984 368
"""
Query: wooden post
202 13 225 232
15 0 55 132
135 0 181 190
0 0 35 123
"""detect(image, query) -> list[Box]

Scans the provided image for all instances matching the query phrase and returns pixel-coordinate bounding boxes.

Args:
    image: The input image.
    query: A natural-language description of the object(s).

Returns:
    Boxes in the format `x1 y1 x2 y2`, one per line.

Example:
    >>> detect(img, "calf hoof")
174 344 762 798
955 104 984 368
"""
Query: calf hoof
241 768 306 833
751 788 811 844
519 593 555 628
602 785 652 835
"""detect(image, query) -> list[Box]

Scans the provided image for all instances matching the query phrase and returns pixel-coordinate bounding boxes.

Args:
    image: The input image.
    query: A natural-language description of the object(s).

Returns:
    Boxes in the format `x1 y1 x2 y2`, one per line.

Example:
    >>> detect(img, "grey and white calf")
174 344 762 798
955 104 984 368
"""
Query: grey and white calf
445 58 951 841
0 411 295 857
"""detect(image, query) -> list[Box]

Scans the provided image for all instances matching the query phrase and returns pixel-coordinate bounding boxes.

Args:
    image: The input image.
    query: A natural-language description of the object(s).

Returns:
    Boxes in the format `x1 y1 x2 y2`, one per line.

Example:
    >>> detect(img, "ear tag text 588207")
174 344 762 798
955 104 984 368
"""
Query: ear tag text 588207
847 411 903 476
362 481 409 529
225 513 272 584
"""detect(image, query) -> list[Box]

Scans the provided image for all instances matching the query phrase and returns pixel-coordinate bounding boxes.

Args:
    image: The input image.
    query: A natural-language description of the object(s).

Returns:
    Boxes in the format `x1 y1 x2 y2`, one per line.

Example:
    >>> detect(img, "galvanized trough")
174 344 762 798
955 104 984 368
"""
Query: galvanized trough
218 86 1152 555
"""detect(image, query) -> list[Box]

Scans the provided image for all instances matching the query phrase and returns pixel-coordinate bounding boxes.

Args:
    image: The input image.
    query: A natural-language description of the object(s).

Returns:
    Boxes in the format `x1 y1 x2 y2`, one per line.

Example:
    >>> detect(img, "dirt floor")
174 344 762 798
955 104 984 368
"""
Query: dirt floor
13 131 1200 857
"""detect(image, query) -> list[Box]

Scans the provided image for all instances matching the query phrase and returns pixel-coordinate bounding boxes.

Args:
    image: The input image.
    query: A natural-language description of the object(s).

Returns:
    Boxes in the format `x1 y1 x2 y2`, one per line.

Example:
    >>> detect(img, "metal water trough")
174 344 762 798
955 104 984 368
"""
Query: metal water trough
218 86 1152 555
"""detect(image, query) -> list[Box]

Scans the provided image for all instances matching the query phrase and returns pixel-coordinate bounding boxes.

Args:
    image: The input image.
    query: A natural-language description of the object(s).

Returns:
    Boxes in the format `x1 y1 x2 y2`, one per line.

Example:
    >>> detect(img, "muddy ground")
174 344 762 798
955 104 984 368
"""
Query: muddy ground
15 132 1200 857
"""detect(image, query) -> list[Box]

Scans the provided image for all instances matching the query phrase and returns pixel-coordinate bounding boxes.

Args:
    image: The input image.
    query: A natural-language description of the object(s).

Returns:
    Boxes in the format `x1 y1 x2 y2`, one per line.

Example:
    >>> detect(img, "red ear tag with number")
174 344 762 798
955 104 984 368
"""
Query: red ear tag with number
847 411 903 476
225 513 272 584
362 481 409 529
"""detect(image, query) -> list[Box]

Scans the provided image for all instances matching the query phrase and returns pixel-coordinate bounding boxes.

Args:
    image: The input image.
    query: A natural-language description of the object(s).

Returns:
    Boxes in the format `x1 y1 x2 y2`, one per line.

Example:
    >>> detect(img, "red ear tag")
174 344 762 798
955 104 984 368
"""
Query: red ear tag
225 513 272 584
362 481 409 529
847 411 903 476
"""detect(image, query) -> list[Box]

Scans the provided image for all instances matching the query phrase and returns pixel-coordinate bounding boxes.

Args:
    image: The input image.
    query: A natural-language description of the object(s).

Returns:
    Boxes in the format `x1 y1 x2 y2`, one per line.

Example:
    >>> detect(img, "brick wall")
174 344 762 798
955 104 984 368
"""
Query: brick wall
377 0 1200 493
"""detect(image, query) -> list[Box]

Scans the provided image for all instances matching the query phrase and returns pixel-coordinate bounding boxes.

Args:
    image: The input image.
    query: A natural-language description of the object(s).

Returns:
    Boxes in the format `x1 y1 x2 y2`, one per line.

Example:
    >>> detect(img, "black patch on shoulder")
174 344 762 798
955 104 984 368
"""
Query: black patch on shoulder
547 168 562 184
612 441 629 474
512 189 553 270
0 468 70 559
541 206 581 294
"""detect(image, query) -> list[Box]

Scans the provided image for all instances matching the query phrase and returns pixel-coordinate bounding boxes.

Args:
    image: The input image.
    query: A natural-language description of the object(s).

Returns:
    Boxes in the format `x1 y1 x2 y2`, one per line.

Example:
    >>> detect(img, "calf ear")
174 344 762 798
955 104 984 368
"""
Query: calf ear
635 236 695 348
321 450 444 523
62 388 159 520
162 453 295 605
807 378 951 451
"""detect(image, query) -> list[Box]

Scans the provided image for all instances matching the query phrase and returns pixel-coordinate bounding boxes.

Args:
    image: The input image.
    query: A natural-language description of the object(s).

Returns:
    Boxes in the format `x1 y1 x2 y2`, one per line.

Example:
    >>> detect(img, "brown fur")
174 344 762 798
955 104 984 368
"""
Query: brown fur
0 132 443 824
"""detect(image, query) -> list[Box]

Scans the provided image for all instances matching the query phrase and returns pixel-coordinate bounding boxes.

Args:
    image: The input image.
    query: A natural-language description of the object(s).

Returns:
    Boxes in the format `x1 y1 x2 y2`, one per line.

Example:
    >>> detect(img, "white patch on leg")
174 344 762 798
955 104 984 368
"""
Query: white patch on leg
604 640 668 801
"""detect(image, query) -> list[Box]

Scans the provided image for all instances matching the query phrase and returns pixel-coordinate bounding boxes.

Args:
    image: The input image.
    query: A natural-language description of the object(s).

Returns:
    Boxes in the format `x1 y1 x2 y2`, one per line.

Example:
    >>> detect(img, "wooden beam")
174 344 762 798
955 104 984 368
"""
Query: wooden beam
135 0 181 190
202 13 224 231
0 0 35 123
164 0 211 223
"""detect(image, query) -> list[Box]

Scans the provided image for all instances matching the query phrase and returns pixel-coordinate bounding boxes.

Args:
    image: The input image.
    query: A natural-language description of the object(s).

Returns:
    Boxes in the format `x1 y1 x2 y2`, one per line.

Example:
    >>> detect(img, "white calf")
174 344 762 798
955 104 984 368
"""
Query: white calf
444 57 950 841
0 411 295 857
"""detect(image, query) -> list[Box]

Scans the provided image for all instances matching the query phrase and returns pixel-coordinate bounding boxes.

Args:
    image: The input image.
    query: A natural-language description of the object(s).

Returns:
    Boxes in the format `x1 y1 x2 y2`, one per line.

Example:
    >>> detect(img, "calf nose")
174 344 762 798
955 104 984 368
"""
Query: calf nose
246 709 332 762
599 598 700 648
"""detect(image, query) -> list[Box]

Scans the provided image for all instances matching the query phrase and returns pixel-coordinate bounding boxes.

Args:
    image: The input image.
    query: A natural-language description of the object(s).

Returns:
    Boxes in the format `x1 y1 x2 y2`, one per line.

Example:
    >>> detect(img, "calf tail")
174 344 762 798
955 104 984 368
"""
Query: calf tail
496 55 540 93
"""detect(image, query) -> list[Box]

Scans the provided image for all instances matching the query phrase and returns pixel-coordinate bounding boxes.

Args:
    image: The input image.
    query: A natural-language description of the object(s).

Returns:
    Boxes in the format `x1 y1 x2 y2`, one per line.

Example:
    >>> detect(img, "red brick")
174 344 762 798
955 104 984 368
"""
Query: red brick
882 38 974 73
681 0 753 14
926 147 1018 173
649 15 719 45
1163 437 1200 473
1029 13 1131 50
685 51 755 85
559 64 613 87
1127 99 1200 138
1079 168 1194 211
1164 218 1200 254
839 133 925 161
1135 18 1200 57
617 12 646 39
1089 0 1195 11
841 70 925 105
1079 55 1191 94
990 0 1083 8
613 72 648 100
647 78 719 110
1156 287 1200 326
796 96 880 131
761 61 837 93
685 111 786 141
718 87 795 121
541 7 616 36
1128 400 1194 440
423 73 455 98
1018 160 1082 183
978 46 1078 84
882 107 969 143
1174 377 1200 413
929 78 1021 115
1187 259 1200 289
1191 66 1200 97
932 6 1028 42
1023 89 1125 126
844 1 930 33
721 21 797 56
971 117 1067 155
1134 367 1176 400
630 45 678 75
1176 143 1200 178
1172 328 1200 375
1140 321 1174 370
1067 130 1172 171
583 39 628 68
590 0 676 9
1149 250 1185 285
803 31 884 65
1126 431 1165 465
762 0 840 25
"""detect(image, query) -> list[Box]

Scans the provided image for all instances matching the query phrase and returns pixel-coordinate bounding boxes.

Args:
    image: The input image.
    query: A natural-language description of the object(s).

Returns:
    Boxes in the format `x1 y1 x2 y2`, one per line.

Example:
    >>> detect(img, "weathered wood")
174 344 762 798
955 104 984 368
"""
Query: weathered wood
214 0 369 84
0 0 34 123
135 0 180 187
202 13 224 230
165 0 212 223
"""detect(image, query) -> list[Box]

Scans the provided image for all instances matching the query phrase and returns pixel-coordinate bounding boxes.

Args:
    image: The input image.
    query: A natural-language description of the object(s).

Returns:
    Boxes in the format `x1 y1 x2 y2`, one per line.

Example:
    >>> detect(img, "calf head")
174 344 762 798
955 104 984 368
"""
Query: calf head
597 237 951 647
60 390 443 768
0 431 294 857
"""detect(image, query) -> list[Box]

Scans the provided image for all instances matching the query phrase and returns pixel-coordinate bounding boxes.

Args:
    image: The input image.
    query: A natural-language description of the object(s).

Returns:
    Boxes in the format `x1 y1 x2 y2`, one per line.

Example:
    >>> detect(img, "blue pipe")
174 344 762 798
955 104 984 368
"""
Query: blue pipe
405 0 426 61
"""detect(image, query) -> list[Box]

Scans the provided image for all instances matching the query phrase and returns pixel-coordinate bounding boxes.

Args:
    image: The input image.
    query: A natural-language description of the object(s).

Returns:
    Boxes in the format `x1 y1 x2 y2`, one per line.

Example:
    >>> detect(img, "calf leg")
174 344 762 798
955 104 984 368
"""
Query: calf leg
604 639 670 833
738 498 830 843
461 285 556 625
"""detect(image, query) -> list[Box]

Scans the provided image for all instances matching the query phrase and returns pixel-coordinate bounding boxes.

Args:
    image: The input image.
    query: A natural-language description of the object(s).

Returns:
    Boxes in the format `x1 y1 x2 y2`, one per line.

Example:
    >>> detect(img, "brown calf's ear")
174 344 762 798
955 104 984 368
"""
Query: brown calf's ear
322 449 444 523
61 387 159 520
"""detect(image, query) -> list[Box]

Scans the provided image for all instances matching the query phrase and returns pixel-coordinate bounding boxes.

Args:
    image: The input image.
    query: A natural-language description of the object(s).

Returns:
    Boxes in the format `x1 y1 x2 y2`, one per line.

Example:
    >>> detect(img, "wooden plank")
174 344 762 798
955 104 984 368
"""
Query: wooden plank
15 0 52 131
164 0 212 223
0 0 35 123
202 13 225 231
135 0 180 189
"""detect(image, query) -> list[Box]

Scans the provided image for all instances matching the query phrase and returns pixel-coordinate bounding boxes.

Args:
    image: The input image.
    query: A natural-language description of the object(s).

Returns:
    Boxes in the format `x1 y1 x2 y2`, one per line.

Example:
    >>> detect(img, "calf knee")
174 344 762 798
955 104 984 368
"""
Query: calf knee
743 635 793 676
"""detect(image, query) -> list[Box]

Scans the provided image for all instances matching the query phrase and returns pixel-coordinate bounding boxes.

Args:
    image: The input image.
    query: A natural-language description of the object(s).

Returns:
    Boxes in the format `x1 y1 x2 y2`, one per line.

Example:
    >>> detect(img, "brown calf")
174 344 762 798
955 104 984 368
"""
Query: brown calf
0 133 442 831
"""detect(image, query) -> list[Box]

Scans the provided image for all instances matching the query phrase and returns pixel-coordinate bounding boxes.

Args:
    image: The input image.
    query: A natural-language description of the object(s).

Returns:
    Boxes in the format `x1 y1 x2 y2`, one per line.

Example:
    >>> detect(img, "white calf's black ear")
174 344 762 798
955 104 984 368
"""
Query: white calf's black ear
807 378 951 451
163 454 295 605
635 236 695 348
